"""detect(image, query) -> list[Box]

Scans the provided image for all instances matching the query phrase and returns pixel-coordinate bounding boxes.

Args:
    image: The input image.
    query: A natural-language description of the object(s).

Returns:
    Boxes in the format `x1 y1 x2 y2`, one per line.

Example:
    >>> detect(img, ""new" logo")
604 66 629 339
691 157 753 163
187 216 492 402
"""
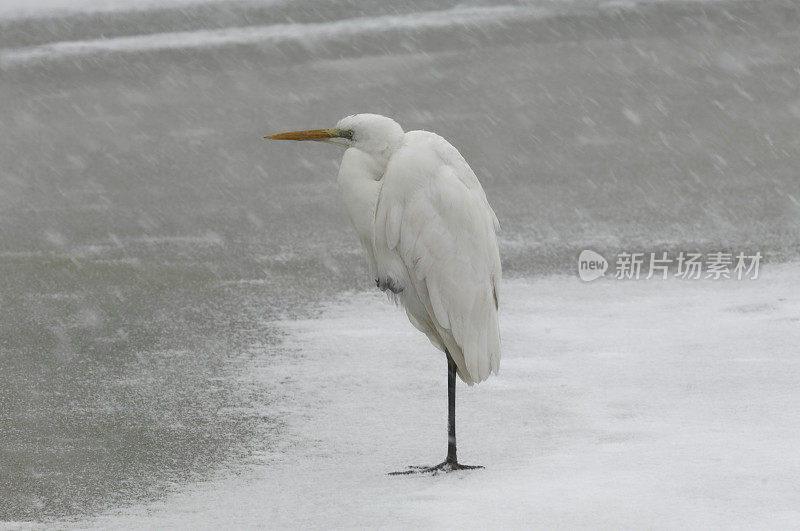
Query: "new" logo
578 250 608 282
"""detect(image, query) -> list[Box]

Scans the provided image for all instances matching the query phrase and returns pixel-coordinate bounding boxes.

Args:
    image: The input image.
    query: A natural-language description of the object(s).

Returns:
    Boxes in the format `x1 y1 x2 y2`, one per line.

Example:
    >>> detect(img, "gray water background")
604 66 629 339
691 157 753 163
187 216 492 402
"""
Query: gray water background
1 0 799 521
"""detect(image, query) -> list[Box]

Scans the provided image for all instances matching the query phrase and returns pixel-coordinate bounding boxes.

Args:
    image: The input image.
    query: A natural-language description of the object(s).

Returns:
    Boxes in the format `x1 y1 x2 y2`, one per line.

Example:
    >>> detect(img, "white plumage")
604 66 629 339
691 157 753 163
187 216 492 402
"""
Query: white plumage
334 115 502 385
267 113 501 471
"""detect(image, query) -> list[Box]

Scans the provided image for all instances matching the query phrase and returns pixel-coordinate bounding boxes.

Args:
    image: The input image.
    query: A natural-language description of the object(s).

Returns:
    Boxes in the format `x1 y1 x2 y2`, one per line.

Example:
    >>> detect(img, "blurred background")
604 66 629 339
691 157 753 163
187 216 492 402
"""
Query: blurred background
1 0 799 521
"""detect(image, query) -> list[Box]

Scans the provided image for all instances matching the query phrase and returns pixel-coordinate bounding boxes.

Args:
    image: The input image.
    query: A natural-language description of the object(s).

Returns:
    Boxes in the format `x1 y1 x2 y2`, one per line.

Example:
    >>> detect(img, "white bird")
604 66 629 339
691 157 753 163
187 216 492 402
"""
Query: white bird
266 114 501 473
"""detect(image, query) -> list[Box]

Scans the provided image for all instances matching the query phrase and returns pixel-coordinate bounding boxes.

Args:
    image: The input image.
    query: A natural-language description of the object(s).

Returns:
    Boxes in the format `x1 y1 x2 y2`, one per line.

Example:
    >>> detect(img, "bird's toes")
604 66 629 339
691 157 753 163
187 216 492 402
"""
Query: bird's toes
376 276 403 294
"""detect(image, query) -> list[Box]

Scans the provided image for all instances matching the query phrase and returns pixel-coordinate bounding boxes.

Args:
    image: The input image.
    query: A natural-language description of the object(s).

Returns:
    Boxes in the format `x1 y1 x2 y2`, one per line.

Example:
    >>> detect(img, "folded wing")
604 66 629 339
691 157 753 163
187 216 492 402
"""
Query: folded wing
375 131 502 384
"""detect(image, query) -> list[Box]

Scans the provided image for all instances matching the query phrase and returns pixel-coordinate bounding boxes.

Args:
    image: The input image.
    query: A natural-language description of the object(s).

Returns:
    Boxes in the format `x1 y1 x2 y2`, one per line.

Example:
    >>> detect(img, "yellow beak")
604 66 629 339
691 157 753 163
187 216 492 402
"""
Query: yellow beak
264 129 338 141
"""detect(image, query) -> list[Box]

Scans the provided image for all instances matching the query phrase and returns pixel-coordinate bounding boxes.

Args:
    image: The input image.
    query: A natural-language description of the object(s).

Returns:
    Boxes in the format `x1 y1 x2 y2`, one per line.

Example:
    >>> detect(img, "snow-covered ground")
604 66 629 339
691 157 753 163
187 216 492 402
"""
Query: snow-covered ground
0 0 267 19
3 0 799 523
81 264 800 529
0 0 726 21
0 5 553 66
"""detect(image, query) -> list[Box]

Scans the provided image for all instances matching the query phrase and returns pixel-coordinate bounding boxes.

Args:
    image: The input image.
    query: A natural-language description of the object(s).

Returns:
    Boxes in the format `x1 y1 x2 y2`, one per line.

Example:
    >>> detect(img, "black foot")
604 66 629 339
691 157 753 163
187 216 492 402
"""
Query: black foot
388 460 484 475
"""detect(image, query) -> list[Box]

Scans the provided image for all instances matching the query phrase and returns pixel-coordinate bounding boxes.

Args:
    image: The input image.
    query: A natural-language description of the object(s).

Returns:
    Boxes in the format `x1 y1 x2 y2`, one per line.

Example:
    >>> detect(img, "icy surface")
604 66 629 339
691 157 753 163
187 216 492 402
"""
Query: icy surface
2 0 800 522
0 5 551 65
83 265 800 529
0 0 263 20
0 0 724 20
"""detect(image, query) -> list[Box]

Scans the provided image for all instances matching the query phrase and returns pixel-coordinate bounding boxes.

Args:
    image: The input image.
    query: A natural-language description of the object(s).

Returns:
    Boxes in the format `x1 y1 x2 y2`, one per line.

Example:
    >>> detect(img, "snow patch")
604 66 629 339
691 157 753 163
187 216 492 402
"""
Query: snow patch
0 0 272 20
0 5 552 66
84 264 800 528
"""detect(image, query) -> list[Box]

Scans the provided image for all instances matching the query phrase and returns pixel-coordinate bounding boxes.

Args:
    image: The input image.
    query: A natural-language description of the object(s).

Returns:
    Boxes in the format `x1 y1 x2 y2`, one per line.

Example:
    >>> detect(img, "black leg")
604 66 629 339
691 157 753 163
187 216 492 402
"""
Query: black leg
446 352 457 464
389 350 483 475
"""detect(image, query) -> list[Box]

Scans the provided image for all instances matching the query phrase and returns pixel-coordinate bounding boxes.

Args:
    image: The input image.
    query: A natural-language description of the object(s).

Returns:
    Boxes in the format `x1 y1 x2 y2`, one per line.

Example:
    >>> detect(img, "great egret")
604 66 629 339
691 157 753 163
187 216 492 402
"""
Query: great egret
266 114 501 473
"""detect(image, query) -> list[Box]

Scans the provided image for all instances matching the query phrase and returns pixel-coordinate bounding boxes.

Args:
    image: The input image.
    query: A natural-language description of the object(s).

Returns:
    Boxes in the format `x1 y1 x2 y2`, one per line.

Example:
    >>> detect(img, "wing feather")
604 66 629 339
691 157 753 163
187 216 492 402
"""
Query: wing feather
384 204 402 251
374 131 502 384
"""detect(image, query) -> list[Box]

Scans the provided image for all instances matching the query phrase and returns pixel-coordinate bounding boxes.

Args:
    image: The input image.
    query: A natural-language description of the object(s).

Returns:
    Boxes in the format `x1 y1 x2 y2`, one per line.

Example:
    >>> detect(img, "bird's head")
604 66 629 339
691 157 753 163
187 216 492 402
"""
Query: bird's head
265 113 404 155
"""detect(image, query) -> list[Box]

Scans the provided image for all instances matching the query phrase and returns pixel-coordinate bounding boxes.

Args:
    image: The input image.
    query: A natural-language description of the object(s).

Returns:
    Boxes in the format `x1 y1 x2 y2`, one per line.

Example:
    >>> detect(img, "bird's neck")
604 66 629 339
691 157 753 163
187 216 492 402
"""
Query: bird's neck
336 147 386 250
341 146 394 181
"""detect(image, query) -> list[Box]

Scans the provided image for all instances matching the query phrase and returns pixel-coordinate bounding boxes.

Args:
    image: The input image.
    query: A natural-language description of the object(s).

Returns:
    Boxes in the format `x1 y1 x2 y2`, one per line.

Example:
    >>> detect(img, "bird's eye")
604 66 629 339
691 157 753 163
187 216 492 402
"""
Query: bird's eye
345 130 354 139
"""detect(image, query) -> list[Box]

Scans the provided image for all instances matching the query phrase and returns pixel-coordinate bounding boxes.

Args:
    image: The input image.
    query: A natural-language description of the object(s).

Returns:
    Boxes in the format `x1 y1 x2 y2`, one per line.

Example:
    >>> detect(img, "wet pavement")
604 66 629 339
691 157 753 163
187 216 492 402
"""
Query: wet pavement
0 0 798 521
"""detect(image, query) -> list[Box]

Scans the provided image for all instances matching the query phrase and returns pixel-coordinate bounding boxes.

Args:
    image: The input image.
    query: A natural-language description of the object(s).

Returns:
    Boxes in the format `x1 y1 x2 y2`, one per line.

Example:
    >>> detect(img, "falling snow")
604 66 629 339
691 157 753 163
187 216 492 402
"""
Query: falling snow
1 0 799 526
